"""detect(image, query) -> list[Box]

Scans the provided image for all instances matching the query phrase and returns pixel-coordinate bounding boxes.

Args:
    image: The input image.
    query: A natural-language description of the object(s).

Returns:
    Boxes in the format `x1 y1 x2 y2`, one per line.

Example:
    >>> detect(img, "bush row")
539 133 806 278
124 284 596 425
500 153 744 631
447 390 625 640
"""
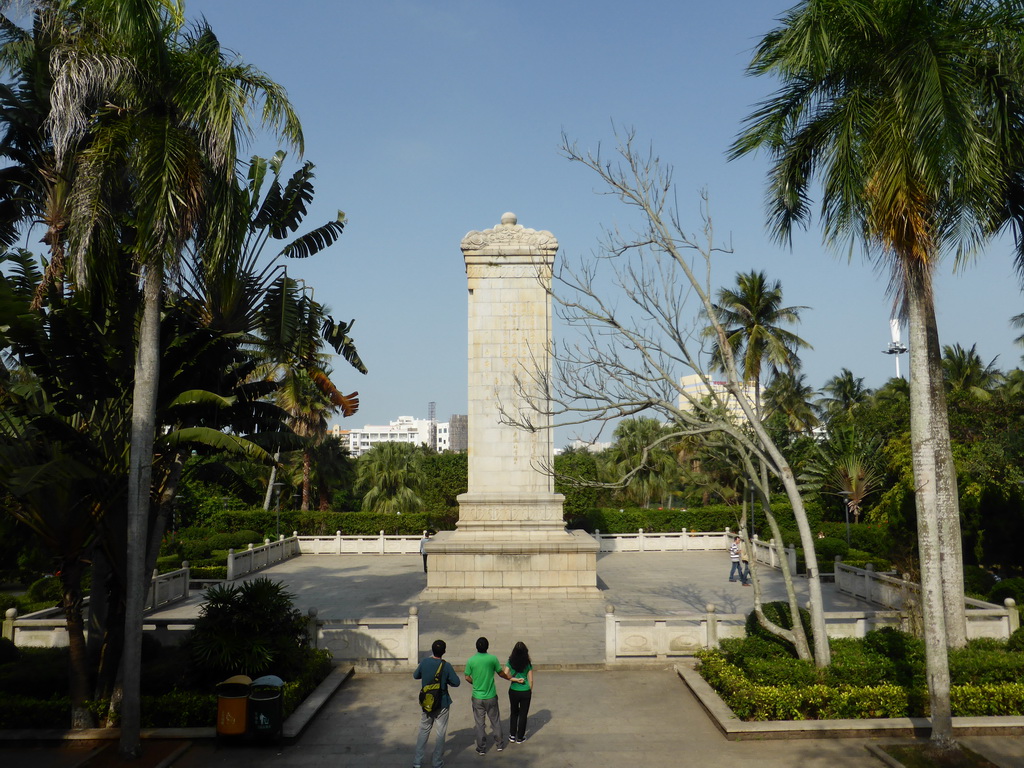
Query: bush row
697 649 1024 720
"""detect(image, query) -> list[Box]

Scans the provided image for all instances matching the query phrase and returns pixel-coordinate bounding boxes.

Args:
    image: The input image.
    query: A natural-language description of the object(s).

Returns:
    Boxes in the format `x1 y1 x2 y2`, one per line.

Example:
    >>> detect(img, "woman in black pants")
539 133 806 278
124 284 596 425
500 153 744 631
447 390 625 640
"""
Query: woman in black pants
504 641 534 743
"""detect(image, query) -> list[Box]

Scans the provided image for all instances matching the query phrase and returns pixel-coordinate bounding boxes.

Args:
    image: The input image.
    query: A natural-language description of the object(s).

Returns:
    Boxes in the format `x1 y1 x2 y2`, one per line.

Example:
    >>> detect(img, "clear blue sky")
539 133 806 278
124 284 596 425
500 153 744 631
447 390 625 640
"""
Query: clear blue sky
188 0 1024 445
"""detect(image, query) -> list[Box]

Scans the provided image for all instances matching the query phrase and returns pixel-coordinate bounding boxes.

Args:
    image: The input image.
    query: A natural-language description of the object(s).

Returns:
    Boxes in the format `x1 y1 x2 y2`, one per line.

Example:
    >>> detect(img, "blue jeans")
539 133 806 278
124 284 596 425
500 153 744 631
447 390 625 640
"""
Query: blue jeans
471 696 503 751
414 706 450 768
729 561 743 581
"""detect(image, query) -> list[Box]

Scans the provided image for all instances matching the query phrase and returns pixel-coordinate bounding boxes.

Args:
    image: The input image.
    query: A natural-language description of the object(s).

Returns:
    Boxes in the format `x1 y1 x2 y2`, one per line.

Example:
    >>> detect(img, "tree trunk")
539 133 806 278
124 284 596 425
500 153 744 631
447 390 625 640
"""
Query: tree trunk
120 271 162 759
907 266 955 749
263 451 280 511
145 451 185 575
302 450 311 511
61 559 96 729
756 497 811 660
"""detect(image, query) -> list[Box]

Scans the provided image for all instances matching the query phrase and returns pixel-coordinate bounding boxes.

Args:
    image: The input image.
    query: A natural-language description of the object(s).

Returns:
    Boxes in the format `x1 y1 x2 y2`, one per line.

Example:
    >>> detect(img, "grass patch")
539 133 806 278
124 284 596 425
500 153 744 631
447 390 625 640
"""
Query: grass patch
880 743 998 767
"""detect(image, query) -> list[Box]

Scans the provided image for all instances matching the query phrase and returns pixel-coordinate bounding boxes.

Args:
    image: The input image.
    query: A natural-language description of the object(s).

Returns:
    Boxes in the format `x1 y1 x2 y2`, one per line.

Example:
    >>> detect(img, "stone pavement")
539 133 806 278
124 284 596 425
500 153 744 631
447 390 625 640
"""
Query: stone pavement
152 550 877 665
4 552 1021 767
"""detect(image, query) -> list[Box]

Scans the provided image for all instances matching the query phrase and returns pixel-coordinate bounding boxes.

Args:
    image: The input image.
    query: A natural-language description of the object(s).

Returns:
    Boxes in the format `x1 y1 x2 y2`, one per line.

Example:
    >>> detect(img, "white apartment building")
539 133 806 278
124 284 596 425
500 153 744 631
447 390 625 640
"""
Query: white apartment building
678 374 757 422
329 415 461 457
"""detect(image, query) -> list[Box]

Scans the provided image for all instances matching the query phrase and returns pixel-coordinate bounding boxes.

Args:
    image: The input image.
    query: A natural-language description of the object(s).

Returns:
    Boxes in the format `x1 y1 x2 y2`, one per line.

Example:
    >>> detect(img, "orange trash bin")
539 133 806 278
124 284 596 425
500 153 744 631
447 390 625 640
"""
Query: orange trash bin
216 675 252 738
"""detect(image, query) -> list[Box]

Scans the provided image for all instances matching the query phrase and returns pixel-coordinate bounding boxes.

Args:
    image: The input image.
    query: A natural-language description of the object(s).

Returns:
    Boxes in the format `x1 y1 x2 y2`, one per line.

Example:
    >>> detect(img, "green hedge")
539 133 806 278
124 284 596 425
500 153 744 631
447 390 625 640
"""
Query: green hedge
204 509 436 536
697 649 1024 720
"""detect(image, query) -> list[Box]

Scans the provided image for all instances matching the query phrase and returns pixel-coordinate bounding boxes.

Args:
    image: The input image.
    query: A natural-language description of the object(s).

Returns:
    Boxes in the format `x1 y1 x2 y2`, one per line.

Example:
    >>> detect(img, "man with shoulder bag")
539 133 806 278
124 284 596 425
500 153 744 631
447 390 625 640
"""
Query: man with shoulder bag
413 638 461 768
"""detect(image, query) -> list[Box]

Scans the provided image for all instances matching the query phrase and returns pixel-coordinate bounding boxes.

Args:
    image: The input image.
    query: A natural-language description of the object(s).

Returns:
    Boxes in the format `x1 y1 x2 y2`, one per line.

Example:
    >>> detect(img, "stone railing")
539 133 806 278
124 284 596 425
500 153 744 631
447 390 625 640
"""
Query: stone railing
592 529 729 553
605 575 1022 660
834 561 1020 640
144 563 190 611
296 531 424 555
309 606 420 667
592 529 797 573
227 535 300 580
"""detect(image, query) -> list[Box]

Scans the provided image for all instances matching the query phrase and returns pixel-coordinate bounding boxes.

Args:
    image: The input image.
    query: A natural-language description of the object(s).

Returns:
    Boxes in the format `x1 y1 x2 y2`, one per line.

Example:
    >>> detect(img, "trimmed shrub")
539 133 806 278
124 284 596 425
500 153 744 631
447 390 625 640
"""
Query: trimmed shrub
1007 627 1024 653
814 537 848 572
0 593 20 613
963 565 998 598
745 601 815 659
823 638 896 688
26 576 61 605
0 637 18 665
861 628 925 689
742 656 817 687
989 578 1024 606
949 648 1024 685
951 683 1024 716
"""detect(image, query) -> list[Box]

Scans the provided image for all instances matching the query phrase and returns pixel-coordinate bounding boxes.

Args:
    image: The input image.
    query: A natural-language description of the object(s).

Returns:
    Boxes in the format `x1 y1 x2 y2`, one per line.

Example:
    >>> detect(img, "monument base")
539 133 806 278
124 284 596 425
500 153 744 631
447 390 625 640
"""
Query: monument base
422 528 601 599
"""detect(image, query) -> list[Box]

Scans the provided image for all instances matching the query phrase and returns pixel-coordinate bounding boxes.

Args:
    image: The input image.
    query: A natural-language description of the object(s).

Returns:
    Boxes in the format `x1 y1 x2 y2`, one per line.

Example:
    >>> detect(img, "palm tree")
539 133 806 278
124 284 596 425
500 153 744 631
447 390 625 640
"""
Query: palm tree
30 2 302 754
763 370 819 433
942 343 1002 399
356 442 425 515
730 0 1024 745
707 270 811 418
817 368 873 426
601 417 680 509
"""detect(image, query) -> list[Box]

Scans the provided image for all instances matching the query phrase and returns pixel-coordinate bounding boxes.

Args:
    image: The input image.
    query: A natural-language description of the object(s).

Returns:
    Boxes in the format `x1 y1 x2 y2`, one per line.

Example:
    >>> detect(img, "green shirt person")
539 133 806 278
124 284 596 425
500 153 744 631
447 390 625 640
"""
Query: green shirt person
464 637 510 754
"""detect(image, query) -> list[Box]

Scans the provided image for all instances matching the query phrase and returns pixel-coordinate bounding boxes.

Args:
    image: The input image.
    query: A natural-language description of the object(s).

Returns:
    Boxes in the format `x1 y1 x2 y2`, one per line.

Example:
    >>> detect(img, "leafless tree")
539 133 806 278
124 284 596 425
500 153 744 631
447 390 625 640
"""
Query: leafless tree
507 130 832 665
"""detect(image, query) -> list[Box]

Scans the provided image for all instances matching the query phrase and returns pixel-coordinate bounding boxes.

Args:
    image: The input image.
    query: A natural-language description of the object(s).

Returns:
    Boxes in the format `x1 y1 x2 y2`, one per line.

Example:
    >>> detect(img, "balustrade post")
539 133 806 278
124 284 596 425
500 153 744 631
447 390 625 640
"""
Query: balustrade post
2 607 16 643
227 548 236 581
787 544 797 574
705 603 718 649
408 606 420 664
681 528 688 551
638 528 645 552
1007 599 1020 634
336 530 343 555
604 605 616 663
379 530 386 555
307 607 320 648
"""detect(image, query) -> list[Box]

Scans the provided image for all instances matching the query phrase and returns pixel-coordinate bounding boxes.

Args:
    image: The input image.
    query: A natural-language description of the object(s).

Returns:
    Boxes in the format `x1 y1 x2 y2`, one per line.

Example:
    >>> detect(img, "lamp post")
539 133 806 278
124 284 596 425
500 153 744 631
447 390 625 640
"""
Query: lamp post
839 491 852 547
272 482 284 539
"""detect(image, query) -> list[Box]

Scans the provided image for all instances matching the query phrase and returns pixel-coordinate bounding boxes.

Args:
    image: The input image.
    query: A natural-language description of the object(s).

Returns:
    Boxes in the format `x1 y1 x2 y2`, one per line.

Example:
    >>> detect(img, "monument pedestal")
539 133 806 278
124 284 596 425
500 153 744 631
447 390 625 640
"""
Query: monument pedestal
424 493 600 599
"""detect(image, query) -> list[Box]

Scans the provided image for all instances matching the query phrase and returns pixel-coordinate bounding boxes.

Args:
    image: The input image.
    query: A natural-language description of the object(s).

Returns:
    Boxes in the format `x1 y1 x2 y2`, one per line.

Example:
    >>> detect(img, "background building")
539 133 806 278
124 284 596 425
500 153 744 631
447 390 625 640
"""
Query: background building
678 374 757 422
330 414 467 457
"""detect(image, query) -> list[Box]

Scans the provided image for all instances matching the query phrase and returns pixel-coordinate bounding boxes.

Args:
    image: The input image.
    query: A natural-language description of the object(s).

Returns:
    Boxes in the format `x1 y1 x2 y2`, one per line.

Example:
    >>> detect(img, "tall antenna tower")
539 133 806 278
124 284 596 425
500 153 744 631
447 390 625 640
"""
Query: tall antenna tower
428 401 437 451
882 317 908 378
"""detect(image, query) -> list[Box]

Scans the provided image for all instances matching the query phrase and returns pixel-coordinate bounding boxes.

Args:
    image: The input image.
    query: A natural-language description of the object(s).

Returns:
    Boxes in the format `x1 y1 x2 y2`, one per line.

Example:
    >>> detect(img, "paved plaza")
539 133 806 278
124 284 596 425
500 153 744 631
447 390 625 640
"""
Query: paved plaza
153 550 879 664
4 551 1022 767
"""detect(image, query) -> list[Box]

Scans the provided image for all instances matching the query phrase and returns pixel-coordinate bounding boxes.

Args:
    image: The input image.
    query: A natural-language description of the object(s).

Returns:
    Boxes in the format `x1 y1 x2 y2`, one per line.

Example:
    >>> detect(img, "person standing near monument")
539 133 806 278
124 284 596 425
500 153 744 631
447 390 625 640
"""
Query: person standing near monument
729 535 743 582
419 531 431 573
504 641 534 744
413 639 460 768
464 636 511 754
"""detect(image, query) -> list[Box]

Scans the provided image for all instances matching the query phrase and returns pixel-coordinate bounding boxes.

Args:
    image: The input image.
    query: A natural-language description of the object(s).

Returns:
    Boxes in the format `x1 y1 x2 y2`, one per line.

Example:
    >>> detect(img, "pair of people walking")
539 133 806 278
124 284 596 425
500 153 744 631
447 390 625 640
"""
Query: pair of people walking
729 535 751 586
412 636 534 767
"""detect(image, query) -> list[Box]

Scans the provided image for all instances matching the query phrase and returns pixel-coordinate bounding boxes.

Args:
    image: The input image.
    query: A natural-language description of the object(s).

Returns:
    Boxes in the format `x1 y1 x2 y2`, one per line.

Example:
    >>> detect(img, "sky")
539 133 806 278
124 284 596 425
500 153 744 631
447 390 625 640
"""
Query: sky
184 0 1024 445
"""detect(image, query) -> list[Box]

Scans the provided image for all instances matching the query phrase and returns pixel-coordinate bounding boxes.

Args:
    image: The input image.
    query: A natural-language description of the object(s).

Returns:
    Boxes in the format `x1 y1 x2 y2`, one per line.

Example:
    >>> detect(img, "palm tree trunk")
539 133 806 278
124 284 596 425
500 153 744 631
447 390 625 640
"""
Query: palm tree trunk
120 271 162 758
302 450 311 511
61 558 96 729
907 266 954 748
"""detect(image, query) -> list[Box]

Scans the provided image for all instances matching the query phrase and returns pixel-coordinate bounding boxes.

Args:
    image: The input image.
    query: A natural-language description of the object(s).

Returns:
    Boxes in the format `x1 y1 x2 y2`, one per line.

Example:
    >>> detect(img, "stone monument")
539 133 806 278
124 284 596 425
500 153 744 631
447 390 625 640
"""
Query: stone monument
424 213 599 599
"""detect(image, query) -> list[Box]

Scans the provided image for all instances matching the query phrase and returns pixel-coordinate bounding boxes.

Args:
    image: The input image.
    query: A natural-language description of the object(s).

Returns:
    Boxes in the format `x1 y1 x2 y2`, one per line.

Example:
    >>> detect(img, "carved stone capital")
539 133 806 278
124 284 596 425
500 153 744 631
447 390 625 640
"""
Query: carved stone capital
461 212 558 254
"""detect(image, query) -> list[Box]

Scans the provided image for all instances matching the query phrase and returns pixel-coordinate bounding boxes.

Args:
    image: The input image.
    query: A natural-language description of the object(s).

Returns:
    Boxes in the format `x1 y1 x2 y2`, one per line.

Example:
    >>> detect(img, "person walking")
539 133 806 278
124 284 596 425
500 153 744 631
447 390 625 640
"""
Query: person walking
728 535 743 582
464 636 511 755
504 641 534 744
413 639 460 768
419 531 432 573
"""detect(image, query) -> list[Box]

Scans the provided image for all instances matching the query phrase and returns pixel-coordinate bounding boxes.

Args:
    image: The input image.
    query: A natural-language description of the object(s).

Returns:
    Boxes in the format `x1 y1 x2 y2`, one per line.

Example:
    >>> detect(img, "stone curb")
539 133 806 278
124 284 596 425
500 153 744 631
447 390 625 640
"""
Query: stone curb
0 664 354 746
71 740 192 768
675 661 1024 741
